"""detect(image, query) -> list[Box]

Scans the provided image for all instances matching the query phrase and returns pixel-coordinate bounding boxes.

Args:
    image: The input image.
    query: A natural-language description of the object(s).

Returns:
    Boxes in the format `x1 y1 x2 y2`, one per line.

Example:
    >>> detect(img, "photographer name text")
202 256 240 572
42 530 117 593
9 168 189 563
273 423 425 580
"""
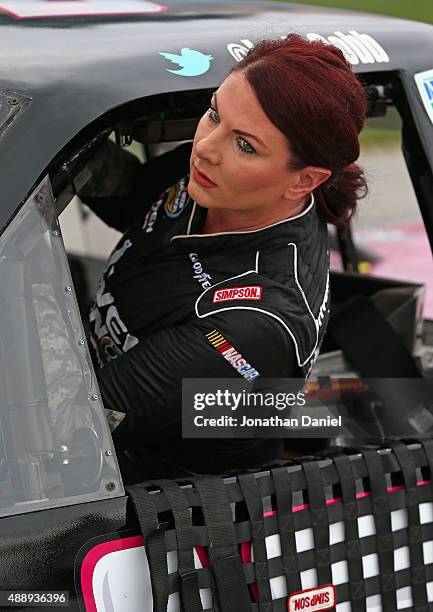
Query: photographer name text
193 414 342 428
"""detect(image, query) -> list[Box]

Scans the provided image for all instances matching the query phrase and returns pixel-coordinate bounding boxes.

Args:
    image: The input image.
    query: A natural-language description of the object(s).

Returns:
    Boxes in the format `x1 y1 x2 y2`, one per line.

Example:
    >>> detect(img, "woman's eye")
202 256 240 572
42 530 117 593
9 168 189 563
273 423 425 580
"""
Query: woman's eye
207 107 219 123
236 137 256 155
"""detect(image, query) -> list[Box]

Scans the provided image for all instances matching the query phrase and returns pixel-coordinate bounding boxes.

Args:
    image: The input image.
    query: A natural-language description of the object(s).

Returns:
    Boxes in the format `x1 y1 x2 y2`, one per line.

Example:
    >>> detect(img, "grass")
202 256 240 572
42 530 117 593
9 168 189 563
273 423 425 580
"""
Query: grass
360 127 400 147
359 109 401 147
273 0 433 24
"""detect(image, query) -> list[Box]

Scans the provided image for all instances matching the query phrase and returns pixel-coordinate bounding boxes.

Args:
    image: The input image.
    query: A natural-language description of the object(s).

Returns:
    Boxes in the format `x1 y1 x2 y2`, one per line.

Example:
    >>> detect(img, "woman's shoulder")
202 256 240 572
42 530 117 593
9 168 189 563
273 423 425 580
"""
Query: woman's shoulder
194 252 329 372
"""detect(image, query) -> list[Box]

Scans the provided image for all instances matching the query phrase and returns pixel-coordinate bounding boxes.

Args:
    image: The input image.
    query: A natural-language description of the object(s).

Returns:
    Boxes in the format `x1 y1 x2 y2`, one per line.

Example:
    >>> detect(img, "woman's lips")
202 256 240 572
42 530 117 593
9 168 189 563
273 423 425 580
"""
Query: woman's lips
192 165 217 188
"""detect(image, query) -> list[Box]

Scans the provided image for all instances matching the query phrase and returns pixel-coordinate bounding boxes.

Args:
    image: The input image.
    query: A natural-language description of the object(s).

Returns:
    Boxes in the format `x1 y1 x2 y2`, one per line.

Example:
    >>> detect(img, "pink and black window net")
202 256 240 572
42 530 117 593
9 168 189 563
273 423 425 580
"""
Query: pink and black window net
127 439 433 612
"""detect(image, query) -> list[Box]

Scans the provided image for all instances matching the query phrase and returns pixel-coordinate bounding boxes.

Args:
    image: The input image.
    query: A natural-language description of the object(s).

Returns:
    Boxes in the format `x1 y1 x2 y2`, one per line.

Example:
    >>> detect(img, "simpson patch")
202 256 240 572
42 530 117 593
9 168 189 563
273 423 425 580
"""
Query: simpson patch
288 585 336 612
212 285 262 303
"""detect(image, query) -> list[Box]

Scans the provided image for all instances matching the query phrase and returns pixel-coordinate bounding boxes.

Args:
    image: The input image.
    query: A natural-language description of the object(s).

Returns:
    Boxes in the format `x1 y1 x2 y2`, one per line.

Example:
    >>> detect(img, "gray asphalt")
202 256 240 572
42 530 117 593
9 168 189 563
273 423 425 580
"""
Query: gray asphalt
355 142 420 228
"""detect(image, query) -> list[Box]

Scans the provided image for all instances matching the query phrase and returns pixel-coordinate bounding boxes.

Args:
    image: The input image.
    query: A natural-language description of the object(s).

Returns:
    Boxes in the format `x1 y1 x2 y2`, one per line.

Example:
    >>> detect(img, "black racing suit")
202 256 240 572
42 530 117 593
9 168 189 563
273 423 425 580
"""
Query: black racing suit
80 142 330 476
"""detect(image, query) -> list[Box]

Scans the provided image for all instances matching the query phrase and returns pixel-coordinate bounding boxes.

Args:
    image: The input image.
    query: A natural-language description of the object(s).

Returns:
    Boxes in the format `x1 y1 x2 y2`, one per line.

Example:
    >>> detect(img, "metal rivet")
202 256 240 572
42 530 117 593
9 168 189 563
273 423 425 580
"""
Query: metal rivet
36 193 45 203
51 230 59 236
62 459 69 465
78 339 85 346
91 394 99 401
65 286 72 292
106 482 116 491
8 97 19 106
60 445 68 452
105 450 113 456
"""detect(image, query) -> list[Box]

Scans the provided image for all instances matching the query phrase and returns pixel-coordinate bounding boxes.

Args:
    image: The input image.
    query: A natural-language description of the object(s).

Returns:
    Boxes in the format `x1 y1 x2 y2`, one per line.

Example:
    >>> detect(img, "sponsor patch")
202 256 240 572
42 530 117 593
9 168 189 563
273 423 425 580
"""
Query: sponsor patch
159 48 213 77
189 252 212 289
212 285 262 303
288 585 336 612
205 329 260 381
164 179 189 218
142 195 164 233
415 69 433 125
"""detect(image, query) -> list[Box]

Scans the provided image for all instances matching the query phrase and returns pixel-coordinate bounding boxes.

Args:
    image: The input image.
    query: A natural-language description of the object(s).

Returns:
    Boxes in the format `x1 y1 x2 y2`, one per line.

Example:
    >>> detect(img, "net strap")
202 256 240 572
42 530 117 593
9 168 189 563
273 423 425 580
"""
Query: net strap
195 475 252 612
300 458 332 586
154 480 203 611
271 466 302 596
238 472 273 609
361 447 396 611
126 484 170 612
329 449 366 611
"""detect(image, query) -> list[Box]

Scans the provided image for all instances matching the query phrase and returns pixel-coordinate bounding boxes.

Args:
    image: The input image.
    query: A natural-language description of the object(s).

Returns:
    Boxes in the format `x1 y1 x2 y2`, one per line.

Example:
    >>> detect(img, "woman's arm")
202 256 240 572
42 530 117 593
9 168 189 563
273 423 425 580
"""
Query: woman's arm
77 141 192 232
95 309 297 448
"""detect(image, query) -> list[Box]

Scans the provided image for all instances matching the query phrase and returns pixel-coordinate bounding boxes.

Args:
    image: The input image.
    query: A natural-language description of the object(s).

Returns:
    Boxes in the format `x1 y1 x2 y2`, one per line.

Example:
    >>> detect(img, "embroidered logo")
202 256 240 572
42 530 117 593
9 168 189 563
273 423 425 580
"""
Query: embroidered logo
212 285 262 303
205 329 260 381
189 252 212 289
164 178 190 218
142 195 164 233
288 585 336 612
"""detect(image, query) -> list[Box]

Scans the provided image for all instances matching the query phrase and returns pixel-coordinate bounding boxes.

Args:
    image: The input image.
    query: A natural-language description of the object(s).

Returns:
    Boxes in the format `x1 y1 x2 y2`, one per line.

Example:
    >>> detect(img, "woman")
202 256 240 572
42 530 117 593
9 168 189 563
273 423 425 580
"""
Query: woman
80 34 367 478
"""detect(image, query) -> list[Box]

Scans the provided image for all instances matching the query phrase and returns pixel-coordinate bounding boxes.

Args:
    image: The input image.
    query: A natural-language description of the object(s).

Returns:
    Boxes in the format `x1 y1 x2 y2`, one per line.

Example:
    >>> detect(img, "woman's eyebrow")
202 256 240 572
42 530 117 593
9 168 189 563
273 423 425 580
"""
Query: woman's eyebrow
212 92 267 150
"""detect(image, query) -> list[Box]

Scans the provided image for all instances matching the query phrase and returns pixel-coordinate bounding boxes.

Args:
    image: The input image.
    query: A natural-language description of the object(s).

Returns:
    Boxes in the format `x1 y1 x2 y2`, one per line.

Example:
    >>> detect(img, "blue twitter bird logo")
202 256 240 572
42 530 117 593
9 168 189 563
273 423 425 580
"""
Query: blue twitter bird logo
159 48 213 77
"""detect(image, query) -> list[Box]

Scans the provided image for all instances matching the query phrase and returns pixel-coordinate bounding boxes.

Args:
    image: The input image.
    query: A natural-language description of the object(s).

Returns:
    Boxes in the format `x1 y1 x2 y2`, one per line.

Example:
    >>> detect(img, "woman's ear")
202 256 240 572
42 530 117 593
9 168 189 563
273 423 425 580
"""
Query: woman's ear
284 166 332 200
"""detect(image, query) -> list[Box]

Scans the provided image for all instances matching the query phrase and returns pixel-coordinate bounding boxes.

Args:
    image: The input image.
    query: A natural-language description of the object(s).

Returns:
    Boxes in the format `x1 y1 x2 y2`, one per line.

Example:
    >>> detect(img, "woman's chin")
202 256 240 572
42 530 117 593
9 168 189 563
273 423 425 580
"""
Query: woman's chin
187 182 214 207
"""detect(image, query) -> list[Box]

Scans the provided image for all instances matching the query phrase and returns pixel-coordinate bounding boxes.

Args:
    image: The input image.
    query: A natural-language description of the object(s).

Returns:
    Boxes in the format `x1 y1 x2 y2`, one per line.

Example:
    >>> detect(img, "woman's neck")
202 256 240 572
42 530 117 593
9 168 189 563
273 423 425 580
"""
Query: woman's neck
199 196 309 235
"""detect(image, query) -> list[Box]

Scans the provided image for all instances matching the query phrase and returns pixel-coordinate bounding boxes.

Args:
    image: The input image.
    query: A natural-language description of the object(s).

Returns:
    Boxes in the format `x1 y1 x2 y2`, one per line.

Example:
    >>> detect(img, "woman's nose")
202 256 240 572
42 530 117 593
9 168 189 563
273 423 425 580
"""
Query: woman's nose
195 132 221 166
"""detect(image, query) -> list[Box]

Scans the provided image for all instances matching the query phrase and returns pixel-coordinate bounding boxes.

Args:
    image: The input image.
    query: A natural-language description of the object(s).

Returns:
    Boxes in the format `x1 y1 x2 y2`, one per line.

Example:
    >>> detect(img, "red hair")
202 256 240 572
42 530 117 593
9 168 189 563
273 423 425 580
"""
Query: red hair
231 34 368 227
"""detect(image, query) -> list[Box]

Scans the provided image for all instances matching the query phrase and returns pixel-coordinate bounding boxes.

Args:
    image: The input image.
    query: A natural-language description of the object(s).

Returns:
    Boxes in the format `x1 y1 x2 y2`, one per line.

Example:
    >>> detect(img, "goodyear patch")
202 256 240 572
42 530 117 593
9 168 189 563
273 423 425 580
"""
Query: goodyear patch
205 329 260 381
164 178 190 218
415 69 433 125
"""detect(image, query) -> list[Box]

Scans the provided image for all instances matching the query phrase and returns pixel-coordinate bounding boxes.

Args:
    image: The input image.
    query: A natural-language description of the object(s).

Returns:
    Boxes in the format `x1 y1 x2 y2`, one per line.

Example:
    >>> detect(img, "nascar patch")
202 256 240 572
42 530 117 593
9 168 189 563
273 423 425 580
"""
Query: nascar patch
212 285 262 303
205 329 260 381
415 69 433 125
288 585 336 612
164 178 189 218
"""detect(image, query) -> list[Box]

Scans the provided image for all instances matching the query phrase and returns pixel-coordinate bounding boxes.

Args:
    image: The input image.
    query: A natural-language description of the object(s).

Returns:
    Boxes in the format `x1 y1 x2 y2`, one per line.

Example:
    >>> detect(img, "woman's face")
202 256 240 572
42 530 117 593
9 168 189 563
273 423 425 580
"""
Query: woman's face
188 71 314 214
